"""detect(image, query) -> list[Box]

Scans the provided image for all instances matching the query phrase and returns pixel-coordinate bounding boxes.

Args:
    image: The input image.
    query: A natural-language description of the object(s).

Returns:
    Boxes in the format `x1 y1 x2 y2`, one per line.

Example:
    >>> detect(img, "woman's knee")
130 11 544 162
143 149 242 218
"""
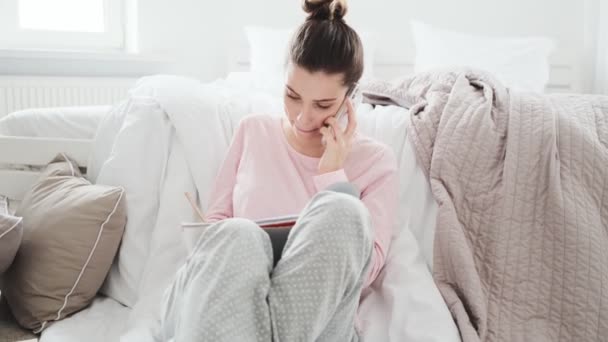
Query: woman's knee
305 191 373 245
191 218 270 257
178 218 272 305
218 217 264 239
325 190 366 214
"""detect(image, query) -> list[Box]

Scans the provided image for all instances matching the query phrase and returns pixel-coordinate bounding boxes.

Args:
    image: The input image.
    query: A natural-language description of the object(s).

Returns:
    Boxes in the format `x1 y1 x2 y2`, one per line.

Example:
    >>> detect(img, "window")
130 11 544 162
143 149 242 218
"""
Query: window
0 0 125 51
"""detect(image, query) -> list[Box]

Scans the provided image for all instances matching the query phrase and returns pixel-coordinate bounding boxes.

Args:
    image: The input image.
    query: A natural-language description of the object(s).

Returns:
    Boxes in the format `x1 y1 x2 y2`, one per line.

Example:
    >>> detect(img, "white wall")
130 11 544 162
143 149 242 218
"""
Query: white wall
592 0 608 94
137 0 592 90
136 0 305 80
0 0 599 92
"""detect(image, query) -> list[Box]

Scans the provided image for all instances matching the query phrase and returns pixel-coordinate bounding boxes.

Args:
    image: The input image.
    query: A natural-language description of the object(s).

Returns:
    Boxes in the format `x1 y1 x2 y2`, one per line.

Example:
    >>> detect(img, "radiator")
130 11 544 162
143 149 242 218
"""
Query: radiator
0 76 136 117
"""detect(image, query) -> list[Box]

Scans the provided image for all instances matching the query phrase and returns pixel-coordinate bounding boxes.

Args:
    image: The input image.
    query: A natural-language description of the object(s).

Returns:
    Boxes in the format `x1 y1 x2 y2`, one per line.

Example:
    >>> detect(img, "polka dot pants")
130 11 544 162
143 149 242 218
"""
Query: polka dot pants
159 186 373 342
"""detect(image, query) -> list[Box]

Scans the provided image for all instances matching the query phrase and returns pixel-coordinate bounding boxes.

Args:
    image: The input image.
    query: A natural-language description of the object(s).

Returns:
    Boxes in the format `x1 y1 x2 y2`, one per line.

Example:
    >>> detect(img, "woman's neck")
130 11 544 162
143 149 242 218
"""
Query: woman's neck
281 119 324 158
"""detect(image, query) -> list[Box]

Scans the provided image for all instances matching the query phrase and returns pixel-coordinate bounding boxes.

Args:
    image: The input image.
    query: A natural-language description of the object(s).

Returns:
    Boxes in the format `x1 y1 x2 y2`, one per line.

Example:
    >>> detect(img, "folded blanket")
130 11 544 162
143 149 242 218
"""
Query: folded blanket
362 69 608 342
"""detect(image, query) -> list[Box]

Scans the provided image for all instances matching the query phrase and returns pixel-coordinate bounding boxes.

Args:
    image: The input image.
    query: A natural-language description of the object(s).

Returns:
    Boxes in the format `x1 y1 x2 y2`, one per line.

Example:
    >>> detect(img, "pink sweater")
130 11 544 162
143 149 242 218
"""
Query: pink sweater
205 114 399 287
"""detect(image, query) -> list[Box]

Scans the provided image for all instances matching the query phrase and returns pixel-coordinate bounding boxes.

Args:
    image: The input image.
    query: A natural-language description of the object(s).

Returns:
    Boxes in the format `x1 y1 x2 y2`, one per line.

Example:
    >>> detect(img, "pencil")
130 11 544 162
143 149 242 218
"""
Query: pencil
184 192 206 222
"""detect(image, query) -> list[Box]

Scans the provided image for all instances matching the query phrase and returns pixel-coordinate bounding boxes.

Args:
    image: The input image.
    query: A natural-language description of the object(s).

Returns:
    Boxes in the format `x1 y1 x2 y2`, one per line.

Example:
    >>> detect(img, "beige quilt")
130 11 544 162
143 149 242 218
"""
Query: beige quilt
363 69 608 342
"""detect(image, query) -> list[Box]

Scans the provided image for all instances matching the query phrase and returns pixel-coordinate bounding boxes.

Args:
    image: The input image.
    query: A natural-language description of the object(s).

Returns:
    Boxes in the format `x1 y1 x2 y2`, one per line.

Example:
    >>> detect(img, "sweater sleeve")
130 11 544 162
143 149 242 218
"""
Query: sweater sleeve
313 169 349 192
360 150 399 288
204 121 246 222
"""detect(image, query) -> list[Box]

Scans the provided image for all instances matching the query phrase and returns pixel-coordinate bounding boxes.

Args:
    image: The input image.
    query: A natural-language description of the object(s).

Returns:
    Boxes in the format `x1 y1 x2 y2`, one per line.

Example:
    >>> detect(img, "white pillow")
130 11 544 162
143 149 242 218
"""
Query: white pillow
411 21 555 92
245 26 376 92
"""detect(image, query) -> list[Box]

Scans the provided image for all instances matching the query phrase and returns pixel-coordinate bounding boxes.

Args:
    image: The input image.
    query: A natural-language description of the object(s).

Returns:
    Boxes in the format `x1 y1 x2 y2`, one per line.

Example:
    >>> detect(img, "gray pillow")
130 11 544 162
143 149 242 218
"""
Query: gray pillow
0 214 23 274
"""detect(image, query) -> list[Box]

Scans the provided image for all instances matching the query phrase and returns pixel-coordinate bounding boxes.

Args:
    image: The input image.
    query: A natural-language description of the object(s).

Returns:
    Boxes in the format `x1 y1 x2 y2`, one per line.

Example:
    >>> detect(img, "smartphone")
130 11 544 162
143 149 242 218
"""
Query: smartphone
335 84 361 128
321 84 361 145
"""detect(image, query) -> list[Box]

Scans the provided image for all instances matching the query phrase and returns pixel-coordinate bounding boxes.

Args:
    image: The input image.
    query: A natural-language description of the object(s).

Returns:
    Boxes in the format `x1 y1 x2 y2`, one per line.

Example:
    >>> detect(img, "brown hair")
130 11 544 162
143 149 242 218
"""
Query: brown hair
288 0 364 89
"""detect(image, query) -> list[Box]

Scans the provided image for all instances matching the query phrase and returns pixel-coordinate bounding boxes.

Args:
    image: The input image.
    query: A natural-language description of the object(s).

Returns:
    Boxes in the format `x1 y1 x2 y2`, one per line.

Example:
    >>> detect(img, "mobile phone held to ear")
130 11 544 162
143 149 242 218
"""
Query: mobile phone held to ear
321 84 361 145
335 84 361 128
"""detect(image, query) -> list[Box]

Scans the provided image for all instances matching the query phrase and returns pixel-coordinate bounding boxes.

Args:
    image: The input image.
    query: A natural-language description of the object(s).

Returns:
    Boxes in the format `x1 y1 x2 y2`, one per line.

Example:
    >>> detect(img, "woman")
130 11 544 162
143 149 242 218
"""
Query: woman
158 0 398 341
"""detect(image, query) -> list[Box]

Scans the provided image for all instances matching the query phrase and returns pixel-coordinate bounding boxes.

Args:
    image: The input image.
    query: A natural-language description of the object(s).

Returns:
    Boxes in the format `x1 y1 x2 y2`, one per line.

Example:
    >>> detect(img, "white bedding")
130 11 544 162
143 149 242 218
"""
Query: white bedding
39 296 129 342
39 75 459 342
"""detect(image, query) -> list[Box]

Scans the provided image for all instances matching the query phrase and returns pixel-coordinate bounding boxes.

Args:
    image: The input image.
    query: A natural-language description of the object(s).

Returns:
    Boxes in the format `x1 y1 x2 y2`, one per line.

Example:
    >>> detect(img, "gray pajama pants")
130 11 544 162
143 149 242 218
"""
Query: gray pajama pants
159 184 373 342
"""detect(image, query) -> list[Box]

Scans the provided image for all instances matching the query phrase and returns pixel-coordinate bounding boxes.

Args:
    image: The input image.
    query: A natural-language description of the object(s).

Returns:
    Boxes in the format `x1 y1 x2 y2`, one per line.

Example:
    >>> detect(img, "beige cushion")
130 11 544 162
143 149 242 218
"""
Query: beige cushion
1 154 126 333
0 214 22 274
0 295 37 342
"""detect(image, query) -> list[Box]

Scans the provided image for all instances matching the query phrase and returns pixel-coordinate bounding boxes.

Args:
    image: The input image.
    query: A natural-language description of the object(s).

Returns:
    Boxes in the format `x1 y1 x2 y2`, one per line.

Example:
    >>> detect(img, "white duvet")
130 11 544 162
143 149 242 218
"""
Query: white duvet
41 75 459 342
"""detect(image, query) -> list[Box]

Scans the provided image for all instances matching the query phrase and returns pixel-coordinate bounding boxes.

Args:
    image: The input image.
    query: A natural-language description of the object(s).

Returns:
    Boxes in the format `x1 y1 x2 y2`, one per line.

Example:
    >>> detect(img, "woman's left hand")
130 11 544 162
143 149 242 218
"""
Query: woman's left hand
318 99 357 174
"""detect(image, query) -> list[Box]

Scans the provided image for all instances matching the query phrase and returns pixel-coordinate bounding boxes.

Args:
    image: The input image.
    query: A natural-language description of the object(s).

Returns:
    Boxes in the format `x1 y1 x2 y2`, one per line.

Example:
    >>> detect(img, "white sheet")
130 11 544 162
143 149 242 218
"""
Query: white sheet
356 104 436 268
356 104 458 341
0 105 110 139
39 296 130 342
41 75 460 342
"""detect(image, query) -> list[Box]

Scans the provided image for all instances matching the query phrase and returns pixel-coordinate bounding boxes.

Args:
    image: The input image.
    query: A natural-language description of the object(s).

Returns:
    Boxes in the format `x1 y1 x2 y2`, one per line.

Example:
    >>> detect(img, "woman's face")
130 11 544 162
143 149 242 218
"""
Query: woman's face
283 63 349 145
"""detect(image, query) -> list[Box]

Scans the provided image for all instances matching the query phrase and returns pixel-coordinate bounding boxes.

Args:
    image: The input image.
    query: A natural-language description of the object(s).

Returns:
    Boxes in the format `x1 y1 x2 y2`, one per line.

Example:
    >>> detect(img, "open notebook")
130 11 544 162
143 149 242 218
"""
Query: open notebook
182 192 298 229
181 215 298 230
181 193 298 264
181 215 299 266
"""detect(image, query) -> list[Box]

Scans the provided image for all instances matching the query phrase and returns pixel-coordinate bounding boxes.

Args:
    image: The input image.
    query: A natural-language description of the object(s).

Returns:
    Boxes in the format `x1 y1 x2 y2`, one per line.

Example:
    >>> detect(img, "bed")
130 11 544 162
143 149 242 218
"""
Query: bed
0 15 594 341
2 75 607 342
0 72 463 342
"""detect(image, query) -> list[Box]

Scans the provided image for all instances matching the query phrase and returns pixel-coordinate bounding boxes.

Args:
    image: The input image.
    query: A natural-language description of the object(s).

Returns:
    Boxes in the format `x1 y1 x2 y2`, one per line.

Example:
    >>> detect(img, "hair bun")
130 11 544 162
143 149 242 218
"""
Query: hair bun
302 0 348 21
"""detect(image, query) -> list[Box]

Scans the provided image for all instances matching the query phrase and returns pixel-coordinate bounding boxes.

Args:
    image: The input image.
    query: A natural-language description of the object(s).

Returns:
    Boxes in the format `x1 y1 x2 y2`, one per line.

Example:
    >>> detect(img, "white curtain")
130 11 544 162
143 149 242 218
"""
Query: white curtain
594 1 608 94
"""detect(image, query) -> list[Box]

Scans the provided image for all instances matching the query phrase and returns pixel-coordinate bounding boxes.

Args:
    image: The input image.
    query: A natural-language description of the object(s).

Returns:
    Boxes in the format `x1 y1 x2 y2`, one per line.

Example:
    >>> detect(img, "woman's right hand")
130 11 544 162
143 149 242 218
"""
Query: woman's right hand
318 99 357 174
